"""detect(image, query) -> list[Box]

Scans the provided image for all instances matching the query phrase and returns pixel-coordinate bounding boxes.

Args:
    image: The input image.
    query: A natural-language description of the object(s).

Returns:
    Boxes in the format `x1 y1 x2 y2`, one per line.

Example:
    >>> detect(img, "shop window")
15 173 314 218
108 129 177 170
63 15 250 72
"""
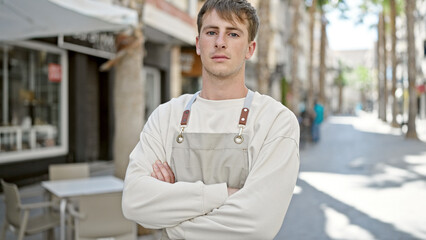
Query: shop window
0 42 67 163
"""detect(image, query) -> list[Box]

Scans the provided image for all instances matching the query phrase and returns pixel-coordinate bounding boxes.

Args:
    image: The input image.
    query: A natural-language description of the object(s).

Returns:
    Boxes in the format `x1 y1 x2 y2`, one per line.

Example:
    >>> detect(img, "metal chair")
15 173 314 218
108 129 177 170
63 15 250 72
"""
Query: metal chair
67 192 136 240
0 179 59 240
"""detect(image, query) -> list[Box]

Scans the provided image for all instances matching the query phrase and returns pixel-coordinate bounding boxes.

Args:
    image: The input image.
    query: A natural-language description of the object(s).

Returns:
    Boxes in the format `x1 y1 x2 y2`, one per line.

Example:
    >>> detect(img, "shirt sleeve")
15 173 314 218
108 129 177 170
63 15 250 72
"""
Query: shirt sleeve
165 136 300 240
122 109 228 229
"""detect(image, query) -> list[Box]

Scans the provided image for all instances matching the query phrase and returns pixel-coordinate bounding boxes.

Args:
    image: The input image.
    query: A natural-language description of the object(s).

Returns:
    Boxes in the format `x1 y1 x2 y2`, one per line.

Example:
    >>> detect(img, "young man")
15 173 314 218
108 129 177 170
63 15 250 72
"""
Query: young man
122 0 300 239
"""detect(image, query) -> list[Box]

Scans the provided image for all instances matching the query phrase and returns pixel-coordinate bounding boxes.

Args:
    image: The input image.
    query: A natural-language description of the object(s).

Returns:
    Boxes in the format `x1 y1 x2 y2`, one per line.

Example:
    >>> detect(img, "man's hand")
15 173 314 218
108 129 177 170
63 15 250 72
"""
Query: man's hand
227 188 239 196
151 160 175 183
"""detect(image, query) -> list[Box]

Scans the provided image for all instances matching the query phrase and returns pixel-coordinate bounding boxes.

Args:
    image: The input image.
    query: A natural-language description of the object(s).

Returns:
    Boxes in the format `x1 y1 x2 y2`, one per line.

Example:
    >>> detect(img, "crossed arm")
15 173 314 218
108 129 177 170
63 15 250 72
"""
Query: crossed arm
123 121 299 239
151 160 239 196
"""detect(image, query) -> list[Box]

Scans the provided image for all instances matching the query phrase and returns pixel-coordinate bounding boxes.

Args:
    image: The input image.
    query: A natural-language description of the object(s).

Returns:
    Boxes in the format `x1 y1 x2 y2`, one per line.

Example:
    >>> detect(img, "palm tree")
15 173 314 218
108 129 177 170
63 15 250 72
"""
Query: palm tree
381 11 388 122
360 0 389 122
318 8 327 107
315 0 347 115
100 0 146 179
335 61 348 114
389 0 401 127
405 0 418 139
256 0 271 94
290 0 302 116
307 0 317 112
376 10 384 120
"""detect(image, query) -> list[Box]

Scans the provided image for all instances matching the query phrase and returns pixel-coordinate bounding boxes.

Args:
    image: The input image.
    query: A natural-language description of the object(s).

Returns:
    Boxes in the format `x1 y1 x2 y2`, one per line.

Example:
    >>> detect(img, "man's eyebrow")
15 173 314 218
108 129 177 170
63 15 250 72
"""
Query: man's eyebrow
202 25 244 33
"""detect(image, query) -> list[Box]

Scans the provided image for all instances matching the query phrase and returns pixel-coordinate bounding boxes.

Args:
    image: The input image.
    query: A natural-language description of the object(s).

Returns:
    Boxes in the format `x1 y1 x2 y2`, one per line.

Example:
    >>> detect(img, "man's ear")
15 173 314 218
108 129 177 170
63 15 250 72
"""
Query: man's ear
245 41 256 60
196 36 201 55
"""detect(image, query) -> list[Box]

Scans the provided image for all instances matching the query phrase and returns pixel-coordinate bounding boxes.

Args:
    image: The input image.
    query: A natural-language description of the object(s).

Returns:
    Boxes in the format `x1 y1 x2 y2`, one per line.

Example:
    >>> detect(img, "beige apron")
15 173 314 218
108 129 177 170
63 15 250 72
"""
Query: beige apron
162 90 254 239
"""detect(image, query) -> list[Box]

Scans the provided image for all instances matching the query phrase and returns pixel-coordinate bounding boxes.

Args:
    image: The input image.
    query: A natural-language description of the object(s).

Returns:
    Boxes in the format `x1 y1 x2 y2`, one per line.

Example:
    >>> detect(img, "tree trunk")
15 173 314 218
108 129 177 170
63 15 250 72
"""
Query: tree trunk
377 12 384 120
114 0 146 179
338 84 343 114
405 0 418 139
113 33 144 179
256 0 271 94
390 0 399 127
318 8 327 110
381 11 388 122
290 0 301 116
307 0 317 112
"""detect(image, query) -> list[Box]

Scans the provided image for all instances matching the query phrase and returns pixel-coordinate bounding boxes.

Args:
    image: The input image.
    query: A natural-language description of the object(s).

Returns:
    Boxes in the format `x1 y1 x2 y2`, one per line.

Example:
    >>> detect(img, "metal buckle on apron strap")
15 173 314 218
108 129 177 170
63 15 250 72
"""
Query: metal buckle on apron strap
234 125 245 144
177 109 191 143
234 107 249 144
176 126 185 143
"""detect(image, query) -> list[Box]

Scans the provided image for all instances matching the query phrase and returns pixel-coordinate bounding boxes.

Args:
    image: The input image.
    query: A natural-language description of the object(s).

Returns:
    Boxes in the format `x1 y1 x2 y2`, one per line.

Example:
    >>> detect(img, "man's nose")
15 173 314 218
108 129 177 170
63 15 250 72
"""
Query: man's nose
215 33 227 49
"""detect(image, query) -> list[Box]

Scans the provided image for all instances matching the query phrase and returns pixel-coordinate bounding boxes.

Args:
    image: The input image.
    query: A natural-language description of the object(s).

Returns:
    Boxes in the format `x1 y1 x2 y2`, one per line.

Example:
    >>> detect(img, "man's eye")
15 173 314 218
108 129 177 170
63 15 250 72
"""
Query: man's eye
229 33 239 37
206 31 216 36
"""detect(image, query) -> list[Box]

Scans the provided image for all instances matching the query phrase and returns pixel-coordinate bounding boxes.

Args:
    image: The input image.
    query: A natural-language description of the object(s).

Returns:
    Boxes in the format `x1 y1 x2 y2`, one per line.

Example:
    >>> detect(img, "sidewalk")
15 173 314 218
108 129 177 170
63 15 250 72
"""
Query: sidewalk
275 113 426 240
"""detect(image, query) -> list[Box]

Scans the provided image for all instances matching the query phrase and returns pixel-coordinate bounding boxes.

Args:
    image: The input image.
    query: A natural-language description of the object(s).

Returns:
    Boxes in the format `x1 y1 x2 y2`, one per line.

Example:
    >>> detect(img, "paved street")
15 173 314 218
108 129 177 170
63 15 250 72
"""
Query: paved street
275 113 426 240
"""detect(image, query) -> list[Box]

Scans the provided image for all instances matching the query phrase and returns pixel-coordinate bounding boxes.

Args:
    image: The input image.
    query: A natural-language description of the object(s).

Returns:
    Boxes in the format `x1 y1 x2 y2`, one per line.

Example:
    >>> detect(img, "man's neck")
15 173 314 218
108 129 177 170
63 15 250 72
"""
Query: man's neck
200 72 248 100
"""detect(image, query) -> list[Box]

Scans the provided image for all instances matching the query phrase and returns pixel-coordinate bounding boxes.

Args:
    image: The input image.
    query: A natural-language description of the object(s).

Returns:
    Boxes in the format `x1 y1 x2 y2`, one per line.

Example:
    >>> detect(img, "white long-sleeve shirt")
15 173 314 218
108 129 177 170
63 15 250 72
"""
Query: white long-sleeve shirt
122 92 300 239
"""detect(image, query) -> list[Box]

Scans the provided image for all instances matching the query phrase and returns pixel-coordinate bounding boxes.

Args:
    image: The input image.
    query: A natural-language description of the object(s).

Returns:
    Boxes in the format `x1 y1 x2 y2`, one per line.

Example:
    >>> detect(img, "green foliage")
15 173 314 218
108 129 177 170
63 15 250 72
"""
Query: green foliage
358 0 404 23
308 0 348 15
334 60 350 87
353 66 373 91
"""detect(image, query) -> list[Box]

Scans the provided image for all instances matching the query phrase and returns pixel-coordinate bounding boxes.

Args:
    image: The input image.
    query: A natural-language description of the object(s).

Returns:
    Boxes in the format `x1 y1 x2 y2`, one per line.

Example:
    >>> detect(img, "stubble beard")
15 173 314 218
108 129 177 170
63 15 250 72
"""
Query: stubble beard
203 61 245 82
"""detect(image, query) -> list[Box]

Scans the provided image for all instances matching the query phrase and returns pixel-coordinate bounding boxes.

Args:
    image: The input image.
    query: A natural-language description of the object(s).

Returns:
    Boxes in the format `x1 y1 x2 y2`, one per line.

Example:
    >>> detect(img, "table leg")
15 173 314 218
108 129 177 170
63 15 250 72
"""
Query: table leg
60 199 67 240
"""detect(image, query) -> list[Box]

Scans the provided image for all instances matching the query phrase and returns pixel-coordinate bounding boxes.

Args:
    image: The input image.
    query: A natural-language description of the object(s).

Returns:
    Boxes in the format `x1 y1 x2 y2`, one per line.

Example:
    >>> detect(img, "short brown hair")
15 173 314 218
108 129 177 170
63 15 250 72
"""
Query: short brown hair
197 0 259 42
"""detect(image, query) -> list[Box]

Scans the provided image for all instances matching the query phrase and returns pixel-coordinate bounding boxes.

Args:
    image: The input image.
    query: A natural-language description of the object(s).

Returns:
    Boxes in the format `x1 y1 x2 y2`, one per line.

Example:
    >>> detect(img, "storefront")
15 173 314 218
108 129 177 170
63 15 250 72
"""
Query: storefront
0 41 68 164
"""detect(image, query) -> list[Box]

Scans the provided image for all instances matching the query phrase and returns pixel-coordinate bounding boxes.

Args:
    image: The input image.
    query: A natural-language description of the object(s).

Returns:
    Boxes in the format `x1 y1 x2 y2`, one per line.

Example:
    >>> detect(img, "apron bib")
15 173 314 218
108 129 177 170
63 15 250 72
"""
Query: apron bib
162 90 254 239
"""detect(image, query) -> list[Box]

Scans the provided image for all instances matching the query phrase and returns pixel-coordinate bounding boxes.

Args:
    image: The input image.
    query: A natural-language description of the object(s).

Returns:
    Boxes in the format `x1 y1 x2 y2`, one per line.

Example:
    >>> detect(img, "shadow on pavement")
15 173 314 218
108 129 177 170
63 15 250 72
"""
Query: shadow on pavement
276 179 420 240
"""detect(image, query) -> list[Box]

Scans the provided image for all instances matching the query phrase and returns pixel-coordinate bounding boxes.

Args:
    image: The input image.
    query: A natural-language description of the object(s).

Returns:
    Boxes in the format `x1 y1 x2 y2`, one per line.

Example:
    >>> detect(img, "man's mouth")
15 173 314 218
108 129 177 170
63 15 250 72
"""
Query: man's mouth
211 55 229 62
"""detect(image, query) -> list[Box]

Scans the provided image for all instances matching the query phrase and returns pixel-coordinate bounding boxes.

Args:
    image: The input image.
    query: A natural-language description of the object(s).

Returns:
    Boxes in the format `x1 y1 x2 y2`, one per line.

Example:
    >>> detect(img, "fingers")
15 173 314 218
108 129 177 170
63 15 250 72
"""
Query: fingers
163 162 175 183
152 160 175 183
152 161 165 181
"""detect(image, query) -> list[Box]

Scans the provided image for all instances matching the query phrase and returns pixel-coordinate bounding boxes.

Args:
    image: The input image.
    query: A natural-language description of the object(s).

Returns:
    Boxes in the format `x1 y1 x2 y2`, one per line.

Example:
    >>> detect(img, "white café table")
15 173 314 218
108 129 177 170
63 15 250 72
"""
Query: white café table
41 175 124 240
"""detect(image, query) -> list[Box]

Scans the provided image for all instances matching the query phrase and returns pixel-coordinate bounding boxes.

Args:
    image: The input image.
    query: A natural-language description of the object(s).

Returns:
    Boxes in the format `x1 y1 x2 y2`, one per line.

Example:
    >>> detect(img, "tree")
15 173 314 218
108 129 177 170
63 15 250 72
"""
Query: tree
359 0 390 122
314 0 348 117
100 0 146 179
318 8 327 107
405 0 418 139
290 0 302 116
380 10 388 122
256 0 271 94
377 11 385 120
389 0 402 127
354 66 373 110
306 0 317 112
335 61 348 114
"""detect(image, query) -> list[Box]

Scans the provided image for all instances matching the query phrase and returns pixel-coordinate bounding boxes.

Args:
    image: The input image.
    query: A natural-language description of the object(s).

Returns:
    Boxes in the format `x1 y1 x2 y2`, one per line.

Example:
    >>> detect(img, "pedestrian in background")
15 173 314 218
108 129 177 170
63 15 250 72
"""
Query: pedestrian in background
299 105 314 148
312 100 324 142
122 0 300 239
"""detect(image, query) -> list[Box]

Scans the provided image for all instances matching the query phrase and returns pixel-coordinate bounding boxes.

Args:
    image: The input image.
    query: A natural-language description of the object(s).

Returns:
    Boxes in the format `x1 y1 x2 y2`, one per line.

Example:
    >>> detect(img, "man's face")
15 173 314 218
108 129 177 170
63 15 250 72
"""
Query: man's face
196 9 256 80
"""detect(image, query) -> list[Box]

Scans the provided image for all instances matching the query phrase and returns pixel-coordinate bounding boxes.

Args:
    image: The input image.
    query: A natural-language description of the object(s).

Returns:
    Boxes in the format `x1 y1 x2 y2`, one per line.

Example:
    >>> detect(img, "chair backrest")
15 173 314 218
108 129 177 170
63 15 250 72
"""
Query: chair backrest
49 163 90 181
75 192 136 240
1 179 22 227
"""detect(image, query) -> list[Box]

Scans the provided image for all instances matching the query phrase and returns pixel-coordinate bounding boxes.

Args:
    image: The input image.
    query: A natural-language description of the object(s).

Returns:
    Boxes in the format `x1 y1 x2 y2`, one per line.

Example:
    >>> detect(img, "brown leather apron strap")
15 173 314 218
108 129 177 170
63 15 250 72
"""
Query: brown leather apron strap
177 90 255 144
